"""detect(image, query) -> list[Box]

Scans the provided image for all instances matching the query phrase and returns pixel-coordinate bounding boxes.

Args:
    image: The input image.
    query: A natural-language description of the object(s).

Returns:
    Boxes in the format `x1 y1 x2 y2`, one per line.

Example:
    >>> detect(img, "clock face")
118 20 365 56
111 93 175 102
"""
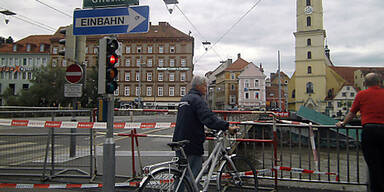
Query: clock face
304 6 313 14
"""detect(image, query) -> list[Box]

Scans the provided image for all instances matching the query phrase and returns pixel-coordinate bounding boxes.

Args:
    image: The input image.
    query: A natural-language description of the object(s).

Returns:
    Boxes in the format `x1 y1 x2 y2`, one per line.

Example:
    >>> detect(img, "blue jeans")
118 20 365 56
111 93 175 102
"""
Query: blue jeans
176 152 202 191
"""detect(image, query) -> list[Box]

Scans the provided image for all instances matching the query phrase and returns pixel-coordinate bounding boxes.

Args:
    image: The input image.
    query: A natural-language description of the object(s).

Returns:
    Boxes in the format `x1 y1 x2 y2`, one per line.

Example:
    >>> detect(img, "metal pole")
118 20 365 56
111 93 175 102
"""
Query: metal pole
70 99 77 158
138 55 142 108
278 50 282 112
103 94 115 192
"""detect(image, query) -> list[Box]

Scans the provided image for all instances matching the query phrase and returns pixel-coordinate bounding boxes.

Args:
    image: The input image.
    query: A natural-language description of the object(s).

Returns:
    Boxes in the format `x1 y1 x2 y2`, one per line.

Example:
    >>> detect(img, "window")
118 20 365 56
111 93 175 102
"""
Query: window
244 80 249 88
13 45 17 52
125 58 131 66
307 51 312 59
231 84 235 90
42 58 47 66
53 47 58 54
27 44 31 52
254 79 259 87
147 87 152 96
230 95 236 104
8 72 12 80
125 46 131 53
180 87 186 96
147 59 152 67
28 58 33 66
22 72 26 79
40 44 44 52
14 72 18 80
306 82 314 93
147 46 152 53
292 89 296 98
342 92 347 97
125 72 130 81
15 58 19 66
181 59 186 67
62 59 67 67
135 87 140 96
85 47 89 54
337 102 342 107
346 86 350 90
137 46 142 53
159 59 164 67
158 72 163 81
0 72 4 79
307 16 311 26
255 91 259 99
93 47 98 54
170 59 175 67
306 0 311 6
158 87 163 96
52 59 57 67
147 72 152 81
231 73 235 80
350 92 355 97
114 86 119 96
136 59 141 66
169 87 175 96
169 73 175 81
159 46 164 53
170 46 175 53
136 72 140 81
180 72 186 81
307 66 312 74
28 72 32 80
307 38 311 46
124 86 130 96
245 92 249 99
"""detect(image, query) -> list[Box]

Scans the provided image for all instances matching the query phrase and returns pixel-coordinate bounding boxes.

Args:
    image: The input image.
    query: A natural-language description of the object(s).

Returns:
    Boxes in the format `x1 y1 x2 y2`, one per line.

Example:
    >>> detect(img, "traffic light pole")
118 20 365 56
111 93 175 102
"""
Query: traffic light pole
103 93 115 192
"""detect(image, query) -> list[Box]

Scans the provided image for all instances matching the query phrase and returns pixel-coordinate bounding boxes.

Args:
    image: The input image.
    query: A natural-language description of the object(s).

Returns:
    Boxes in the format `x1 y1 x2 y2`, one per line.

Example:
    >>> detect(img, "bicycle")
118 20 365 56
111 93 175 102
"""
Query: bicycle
137 129 258 192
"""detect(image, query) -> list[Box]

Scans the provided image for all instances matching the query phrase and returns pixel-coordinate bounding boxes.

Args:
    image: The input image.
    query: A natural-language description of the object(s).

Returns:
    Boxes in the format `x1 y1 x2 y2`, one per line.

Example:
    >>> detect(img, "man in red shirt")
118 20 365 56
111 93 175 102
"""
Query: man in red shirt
336 72 384 192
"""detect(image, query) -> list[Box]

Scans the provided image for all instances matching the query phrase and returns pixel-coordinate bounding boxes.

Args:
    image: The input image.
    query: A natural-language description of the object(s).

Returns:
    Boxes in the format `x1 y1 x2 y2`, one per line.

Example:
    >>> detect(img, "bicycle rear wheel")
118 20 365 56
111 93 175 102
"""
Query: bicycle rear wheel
218 156 258 192
138 168 194 192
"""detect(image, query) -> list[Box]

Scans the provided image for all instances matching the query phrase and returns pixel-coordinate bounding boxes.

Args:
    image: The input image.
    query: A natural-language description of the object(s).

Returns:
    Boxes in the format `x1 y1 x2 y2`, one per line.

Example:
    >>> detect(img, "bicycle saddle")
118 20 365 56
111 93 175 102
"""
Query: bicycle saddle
167 140 190 148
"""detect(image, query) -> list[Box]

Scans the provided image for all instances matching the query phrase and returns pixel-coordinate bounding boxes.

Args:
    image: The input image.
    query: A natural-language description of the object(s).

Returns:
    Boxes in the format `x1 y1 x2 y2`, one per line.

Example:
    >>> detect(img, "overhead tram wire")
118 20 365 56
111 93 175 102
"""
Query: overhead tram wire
193 0 263 64
174 4 224 63
35 0 72 18
0 5 56 32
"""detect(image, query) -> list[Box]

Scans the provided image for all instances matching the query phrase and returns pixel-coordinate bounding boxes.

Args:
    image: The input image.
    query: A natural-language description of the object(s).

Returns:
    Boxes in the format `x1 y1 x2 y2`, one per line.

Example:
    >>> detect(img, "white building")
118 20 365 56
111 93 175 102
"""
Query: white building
238 63 266 110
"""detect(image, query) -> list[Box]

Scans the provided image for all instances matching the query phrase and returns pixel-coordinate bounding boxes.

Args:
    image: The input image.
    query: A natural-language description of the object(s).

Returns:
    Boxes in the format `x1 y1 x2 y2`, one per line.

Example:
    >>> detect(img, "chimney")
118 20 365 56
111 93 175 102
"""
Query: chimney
259 63 264 72
237 53 241 59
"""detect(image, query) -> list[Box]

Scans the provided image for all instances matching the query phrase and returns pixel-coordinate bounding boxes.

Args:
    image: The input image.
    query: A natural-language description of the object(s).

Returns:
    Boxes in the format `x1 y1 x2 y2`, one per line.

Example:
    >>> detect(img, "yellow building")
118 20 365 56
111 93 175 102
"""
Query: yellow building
289 0 345 113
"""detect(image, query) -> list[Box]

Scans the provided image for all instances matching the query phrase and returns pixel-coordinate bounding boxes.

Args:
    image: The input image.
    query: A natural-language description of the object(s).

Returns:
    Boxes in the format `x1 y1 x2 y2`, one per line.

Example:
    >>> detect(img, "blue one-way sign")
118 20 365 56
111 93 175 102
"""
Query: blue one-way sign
73 6 149 35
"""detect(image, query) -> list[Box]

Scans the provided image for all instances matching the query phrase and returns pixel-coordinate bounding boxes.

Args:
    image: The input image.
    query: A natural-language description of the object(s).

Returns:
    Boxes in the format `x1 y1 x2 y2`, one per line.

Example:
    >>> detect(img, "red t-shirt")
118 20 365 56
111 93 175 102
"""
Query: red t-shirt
350 86 384 125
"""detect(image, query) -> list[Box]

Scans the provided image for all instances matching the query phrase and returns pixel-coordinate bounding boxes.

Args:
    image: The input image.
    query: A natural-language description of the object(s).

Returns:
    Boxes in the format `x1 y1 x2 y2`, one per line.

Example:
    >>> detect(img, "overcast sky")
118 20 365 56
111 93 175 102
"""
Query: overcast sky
0 0 383 77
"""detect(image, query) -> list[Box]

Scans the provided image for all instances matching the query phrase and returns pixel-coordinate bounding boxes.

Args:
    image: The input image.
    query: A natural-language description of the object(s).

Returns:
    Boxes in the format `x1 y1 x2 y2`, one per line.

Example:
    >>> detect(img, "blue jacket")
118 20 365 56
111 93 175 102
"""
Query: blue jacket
172 88 229 155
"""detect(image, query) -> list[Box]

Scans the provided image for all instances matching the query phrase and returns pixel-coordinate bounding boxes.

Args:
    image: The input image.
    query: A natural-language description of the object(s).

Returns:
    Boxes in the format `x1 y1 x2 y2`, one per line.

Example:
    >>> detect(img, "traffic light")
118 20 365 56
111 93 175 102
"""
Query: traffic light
58 25 76 60
98 37 119 94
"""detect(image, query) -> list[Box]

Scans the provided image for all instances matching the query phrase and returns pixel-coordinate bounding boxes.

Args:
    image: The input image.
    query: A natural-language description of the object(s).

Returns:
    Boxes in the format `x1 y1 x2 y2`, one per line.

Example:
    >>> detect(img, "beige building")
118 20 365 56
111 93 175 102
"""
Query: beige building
215 54 249 110
50 22 194 108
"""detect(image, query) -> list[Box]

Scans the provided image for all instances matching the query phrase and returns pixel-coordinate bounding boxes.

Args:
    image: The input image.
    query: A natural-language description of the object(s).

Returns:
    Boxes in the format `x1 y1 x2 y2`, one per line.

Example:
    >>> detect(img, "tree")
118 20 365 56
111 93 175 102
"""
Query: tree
6 36 13 44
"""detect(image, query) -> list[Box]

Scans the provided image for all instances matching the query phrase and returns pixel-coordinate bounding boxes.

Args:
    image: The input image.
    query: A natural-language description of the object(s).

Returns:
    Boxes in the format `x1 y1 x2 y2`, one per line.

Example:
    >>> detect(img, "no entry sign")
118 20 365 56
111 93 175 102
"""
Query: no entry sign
65 64 83 84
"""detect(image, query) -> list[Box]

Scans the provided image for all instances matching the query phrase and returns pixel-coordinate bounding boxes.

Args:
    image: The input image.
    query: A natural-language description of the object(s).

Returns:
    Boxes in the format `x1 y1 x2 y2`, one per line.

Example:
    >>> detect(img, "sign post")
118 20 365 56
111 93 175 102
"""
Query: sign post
73 6 149 36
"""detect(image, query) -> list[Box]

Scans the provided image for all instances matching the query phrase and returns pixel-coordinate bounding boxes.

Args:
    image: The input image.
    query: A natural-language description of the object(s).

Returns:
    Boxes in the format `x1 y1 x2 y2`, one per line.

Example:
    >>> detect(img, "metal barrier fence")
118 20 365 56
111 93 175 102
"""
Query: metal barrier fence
0 107 367 190
0 109 96 180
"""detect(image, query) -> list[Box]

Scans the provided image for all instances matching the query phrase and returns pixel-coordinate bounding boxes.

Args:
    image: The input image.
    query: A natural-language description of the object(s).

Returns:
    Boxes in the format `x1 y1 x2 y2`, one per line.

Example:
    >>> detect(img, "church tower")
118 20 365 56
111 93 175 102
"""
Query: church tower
293 0 329 111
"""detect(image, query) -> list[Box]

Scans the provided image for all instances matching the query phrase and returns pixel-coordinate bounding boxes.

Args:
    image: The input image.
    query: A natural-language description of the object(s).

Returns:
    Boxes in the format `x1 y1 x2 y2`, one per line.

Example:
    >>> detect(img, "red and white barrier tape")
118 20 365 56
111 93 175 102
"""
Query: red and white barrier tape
0 119 176 129
0 182 139 189
0 119 247 129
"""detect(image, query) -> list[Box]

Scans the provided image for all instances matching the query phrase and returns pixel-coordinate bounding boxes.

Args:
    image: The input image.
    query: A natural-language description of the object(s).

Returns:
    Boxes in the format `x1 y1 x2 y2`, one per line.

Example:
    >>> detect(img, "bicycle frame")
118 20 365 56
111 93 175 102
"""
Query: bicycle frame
140 130 241 192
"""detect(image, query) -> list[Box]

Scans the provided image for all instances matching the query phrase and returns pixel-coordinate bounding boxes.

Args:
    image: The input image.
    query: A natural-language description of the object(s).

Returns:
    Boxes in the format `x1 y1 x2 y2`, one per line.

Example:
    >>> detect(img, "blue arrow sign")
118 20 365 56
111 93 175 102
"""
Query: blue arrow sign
73 6 149 35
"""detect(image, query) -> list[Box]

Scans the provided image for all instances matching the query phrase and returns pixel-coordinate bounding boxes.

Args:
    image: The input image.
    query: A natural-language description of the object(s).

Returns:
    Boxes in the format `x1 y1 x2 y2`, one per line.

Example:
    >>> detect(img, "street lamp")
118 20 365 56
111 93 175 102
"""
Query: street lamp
0 9 16 24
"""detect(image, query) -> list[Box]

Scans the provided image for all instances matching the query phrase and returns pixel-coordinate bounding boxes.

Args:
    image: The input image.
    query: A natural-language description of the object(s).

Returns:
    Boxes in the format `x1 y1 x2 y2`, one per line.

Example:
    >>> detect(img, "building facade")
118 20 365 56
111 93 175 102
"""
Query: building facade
266 71 290 111
0 35 51 105
215 54 249 110
206 59 232 109
50 22 194 108
238 63 266 110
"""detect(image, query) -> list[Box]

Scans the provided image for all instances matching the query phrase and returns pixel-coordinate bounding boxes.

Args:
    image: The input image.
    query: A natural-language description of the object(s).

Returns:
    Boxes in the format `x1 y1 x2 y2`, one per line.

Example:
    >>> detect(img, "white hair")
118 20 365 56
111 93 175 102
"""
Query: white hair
191 75 208 89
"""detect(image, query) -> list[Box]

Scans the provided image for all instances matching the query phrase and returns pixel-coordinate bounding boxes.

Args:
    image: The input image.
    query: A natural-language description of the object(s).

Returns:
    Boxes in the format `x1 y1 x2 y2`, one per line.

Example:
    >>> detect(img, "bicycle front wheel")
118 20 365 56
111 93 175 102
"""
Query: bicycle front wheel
138 168 194 192
218 156 258 192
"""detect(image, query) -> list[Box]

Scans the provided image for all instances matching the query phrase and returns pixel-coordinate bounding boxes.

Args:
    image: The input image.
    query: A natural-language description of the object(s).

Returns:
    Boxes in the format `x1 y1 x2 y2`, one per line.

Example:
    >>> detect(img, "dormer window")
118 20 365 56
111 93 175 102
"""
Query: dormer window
26 44 31 52
40 44 45 52
13 44 17 52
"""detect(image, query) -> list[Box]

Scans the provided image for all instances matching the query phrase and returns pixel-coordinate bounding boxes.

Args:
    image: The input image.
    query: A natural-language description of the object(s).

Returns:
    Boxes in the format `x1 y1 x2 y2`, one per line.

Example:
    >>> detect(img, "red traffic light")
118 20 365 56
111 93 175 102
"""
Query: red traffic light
107 54 118 65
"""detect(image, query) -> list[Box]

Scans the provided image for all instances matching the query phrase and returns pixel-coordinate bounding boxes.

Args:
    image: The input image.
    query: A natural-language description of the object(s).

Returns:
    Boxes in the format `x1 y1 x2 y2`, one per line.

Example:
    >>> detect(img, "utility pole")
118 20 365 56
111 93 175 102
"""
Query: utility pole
278 50 282 112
